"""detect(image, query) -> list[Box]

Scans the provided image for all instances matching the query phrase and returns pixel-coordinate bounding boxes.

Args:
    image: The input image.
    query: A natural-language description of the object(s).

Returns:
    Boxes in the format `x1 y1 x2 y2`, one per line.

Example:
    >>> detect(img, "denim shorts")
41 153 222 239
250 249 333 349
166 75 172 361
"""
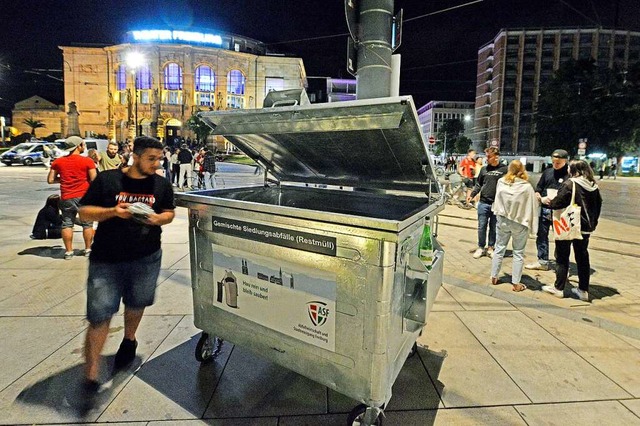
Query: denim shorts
60 197 93 229
86 250 162 324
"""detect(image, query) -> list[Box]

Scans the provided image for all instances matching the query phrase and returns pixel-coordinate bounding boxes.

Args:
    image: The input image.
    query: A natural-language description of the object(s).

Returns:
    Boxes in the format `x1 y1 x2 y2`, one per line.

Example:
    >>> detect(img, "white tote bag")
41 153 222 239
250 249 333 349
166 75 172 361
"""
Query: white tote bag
552 180 582 241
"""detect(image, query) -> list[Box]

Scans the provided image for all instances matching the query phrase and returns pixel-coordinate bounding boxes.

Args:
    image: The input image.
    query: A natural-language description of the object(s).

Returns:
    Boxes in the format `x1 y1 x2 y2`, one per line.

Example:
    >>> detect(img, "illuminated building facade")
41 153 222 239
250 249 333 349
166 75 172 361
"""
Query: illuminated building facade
60 29 307 144
417 100 475 142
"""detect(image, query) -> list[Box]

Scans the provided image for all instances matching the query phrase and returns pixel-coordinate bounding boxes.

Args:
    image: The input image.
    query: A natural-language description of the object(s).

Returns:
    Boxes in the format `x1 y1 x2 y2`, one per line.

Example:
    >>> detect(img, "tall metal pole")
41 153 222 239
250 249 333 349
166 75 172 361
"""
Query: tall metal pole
356 0 394 100
443 133 447 163
134 72 139 138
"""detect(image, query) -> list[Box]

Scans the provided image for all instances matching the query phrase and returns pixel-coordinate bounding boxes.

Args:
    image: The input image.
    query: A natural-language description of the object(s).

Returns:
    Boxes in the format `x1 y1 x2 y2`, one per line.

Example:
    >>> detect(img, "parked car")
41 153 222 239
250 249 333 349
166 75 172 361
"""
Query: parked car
0 142 63 166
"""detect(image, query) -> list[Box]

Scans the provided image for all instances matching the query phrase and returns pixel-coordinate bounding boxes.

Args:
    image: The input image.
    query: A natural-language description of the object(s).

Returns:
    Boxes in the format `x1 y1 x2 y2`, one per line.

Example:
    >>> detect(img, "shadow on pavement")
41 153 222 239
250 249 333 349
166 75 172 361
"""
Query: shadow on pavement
588 284 620 300
137 335 445 420
418 346 447 400
132 334 223 417
18 245 65 259
15 355 139 420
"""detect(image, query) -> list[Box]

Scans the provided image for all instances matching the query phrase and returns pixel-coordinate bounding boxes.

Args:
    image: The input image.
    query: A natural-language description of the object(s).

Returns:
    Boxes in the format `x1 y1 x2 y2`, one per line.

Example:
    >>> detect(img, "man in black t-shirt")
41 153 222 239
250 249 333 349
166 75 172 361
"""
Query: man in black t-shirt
467 147 508 259
78 136 175 404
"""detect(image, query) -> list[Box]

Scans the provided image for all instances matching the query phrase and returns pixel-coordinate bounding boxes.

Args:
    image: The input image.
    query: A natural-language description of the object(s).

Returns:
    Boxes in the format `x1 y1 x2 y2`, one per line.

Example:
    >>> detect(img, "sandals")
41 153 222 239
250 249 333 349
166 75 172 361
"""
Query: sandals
492 277 527 292
512 283 527 292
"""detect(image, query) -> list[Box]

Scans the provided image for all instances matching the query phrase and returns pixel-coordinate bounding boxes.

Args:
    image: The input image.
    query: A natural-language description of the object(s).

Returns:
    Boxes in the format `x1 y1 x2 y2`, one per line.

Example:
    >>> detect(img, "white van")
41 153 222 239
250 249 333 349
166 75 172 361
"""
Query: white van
84 138 110 152
55 138 111 154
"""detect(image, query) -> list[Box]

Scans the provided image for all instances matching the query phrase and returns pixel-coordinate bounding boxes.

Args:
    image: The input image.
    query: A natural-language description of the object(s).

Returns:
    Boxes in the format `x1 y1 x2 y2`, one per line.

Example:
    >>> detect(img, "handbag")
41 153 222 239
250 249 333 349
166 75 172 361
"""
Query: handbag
552 180 582 241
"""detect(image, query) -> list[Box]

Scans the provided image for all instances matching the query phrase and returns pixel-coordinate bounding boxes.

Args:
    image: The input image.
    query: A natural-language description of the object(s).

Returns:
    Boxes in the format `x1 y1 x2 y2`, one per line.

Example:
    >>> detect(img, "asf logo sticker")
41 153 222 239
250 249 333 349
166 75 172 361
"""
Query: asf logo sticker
307 301 330 327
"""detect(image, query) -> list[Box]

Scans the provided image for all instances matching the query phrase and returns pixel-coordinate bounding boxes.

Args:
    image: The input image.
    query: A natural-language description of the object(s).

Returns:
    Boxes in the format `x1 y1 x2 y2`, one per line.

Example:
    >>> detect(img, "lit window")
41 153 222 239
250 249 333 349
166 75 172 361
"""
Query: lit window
195 65 216 106
265 77 284 96
227 69 245 109
164 63 183 90
227 70 245 94
140 91 151 104
163 63 183 105
137 65 153 89
116 65 127 90
116 65 128 104
162 91 183 105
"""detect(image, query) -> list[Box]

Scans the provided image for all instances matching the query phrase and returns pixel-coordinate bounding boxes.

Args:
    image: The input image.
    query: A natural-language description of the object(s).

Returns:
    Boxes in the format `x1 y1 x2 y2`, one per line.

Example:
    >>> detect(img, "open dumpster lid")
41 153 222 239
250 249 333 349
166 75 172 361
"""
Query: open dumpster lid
199 96 440 194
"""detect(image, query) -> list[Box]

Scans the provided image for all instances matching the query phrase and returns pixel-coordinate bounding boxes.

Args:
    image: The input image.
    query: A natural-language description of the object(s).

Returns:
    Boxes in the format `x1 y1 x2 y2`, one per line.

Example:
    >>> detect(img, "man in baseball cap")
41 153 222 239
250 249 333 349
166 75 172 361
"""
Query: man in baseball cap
65 135 84 151
551 149 569 160
47 136 97 259
525 149 570 271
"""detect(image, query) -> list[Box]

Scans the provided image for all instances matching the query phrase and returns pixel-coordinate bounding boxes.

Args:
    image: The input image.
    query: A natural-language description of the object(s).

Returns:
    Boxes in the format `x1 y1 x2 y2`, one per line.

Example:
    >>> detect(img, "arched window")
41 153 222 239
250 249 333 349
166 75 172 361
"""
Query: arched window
226 69 245 109
115 65 128 105
163 63 183 105
195 65 216 107
136 65 153 104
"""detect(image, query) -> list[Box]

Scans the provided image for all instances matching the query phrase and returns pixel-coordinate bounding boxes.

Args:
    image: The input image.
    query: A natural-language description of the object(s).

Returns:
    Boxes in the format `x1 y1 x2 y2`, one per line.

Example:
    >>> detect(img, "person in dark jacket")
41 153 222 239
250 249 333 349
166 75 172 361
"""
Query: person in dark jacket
177 144 194 190
541 160 602 302
467 147 508 259
202 149 217 189
525 149 571 271
30 194 63 240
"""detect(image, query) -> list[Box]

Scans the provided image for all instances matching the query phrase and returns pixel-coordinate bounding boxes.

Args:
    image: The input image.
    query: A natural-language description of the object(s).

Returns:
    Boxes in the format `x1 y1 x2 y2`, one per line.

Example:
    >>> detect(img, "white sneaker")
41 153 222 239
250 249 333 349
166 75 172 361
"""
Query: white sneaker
486 247 494 258
542 285 564 298
525 262 549 271
571 288 589 302
473 248 485 259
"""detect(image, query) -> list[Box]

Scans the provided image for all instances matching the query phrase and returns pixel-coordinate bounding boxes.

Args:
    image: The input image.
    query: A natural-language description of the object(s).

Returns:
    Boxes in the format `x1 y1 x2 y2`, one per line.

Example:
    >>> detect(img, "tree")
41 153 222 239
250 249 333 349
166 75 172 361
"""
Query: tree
454 136 472 154
535 59 640 157
186 112 212 145
23 117 46 136
436 118 465 155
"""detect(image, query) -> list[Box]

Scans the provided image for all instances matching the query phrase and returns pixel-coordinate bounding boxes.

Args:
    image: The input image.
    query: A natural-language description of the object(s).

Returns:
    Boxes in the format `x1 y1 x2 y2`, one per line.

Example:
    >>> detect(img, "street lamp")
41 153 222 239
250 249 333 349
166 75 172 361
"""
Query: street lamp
126 52 145 138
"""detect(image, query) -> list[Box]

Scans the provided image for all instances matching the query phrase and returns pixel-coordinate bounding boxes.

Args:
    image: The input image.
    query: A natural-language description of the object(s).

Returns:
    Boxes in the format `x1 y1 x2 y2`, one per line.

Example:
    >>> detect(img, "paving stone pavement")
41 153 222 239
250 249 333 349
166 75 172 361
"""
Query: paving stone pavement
437 176 640 339
0 165 639 425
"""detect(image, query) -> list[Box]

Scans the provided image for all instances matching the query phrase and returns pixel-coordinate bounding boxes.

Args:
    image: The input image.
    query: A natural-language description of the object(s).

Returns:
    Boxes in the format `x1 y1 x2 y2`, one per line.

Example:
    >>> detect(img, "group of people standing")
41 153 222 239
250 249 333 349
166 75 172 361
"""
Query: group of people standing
456 149 484 207
466 147 602 301
166 144 217 191
33 140 132 244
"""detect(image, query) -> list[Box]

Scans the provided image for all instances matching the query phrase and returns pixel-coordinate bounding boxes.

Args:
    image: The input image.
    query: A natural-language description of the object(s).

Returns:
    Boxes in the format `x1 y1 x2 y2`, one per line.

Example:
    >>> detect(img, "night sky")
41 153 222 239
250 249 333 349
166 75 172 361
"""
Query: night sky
1 0 639 118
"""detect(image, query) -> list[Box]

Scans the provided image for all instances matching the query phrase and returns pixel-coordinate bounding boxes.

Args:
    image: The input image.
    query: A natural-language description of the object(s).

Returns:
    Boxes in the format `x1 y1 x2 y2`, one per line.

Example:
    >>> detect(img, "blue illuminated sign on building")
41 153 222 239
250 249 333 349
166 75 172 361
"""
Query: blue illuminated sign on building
131 30 223 46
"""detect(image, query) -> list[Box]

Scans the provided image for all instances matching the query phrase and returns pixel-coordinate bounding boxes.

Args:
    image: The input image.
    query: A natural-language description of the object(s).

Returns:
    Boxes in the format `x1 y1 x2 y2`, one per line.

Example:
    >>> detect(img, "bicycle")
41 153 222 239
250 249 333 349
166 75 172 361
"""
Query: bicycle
443 173 474 209
191 171 217 190
190 172 205 189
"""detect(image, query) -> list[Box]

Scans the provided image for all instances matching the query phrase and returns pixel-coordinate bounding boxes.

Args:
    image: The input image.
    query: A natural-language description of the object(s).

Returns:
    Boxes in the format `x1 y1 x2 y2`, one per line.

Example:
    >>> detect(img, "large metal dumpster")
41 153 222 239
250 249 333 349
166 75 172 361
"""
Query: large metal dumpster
175 96 445 425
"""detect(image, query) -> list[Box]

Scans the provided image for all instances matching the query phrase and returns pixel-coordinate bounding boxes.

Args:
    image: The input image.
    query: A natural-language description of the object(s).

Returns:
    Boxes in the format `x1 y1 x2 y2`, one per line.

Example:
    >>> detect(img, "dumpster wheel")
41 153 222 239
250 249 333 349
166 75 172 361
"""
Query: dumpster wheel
195 332 223 363
347 404 383 425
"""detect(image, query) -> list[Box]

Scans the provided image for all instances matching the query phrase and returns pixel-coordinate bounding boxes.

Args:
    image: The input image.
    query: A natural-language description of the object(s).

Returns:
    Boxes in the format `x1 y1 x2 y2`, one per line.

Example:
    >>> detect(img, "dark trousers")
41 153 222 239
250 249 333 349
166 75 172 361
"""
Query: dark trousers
172 163 180 184
535 209 552 263
554 234 590 291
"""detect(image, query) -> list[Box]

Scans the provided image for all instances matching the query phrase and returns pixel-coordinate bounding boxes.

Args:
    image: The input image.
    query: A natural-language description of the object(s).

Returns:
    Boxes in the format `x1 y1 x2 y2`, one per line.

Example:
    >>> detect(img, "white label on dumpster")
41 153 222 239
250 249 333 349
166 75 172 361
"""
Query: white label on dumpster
211 245 337 352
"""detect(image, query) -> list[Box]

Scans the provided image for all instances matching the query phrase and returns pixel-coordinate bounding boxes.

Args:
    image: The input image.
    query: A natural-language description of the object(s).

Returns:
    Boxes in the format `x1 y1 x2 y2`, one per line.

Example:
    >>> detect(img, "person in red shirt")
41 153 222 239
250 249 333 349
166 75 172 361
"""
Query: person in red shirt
457 149 477 205
47 136 97 259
